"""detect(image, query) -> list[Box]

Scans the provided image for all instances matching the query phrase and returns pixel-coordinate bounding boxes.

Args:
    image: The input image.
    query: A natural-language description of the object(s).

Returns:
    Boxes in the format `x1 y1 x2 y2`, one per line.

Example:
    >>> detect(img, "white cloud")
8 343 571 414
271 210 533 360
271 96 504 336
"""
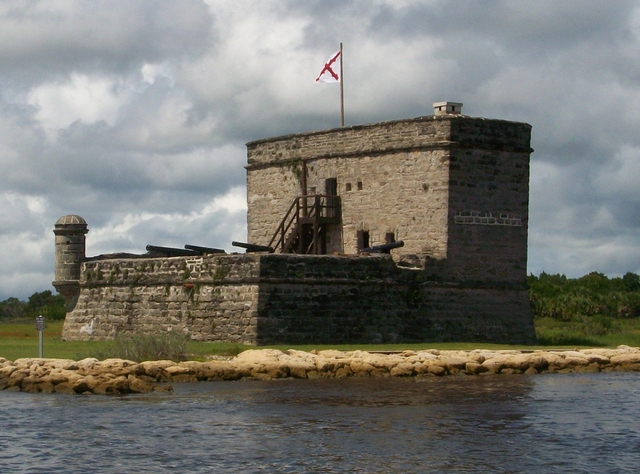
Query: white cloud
85 185 247 257
27 74 132 138
2 0 640 300
141 62 174 86
201 186 247 215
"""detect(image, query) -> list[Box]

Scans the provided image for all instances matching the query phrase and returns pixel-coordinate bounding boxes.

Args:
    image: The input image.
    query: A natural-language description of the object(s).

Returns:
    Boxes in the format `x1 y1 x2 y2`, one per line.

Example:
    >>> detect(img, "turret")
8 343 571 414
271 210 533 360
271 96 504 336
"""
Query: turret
52 215 88 306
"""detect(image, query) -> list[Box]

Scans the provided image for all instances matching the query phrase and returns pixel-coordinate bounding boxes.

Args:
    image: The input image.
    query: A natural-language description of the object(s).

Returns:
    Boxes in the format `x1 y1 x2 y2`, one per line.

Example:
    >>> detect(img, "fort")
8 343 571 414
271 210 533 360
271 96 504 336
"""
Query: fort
54 102 537 345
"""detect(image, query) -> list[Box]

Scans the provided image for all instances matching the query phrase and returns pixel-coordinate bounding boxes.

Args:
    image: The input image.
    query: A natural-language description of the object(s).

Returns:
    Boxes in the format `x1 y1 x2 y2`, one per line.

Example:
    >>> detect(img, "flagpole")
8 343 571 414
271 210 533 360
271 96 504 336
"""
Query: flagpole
340 42 344 127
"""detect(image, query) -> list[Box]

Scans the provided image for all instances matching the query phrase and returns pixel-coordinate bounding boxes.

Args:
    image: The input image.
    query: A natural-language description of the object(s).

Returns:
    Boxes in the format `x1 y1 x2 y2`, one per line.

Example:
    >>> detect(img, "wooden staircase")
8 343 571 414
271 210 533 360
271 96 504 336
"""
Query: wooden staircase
268 194 341 254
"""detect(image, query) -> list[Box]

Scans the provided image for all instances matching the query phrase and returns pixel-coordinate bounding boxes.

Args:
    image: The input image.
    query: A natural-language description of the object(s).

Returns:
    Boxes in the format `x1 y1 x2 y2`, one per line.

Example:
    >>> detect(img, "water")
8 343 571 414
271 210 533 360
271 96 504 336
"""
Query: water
1 372 640 473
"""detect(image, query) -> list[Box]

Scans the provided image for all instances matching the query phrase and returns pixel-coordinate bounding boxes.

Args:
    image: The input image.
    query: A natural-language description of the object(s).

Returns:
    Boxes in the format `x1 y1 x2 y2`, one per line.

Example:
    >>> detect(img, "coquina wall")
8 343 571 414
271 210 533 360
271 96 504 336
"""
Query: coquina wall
444 118 531 284
246 113 532 289
62 254 262 343
246 117 453 260
254 254 535 345
62 253 536 345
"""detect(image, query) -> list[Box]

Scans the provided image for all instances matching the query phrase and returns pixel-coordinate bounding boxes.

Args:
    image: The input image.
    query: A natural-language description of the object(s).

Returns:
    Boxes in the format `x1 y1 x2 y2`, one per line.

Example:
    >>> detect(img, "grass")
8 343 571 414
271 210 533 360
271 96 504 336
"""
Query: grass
0 320 245 362
91 332 247 362
1 317 639 362
534 317 640 347
262 342 536 352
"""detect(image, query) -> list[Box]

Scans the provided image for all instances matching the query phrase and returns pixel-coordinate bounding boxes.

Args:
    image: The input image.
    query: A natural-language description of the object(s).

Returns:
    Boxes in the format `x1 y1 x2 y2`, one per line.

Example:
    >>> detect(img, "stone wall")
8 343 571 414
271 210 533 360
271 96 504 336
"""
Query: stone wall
245 114 532 275
62 253 536 345
246 117 457 258
62 254 262 343
300 150 450 257
443 148 530 284
254 254 535 345
245 164 304 247
246 117 453 166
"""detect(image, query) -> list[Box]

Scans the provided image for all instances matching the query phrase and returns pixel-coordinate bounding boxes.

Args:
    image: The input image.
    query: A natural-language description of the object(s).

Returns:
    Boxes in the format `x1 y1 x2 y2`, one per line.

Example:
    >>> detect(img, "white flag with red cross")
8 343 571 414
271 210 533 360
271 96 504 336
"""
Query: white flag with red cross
315 50 341 83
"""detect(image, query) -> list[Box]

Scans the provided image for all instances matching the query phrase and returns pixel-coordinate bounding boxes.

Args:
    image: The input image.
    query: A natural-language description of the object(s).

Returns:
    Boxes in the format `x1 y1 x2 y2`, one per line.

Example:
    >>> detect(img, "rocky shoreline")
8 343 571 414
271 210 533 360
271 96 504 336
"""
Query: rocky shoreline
2 346 640 395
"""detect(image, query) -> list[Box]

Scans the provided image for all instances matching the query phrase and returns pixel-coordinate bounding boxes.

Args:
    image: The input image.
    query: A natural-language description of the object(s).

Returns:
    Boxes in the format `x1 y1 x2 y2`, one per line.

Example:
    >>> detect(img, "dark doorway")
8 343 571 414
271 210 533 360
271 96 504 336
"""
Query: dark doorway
325 178 338 218
357 230 370 251
325 178 337 195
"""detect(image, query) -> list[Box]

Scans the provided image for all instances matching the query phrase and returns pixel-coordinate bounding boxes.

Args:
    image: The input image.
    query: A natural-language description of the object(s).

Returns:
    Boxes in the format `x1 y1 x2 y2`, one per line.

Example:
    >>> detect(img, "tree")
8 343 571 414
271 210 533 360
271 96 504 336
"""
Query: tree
27 290 67 320
0 291 67 321
623 272 640 292
0 297 26 319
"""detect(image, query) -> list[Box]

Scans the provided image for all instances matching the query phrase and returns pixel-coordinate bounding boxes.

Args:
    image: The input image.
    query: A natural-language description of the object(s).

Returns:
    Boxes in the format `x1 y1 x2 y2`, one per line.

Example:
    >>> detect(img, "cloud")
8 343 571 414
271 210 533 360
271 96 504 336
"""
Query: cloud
2 0 640 300
27 73 130 138
86 186 247 256
0 0 214 85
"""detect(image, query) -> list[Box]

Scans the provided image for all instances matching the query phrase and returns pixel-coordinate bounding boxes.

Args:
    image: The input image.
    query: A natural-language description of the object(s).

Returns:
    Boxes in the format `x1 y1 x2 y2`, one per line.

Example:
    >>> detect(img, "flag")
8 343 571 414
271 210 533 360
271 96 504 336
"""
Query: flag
315 50 341 83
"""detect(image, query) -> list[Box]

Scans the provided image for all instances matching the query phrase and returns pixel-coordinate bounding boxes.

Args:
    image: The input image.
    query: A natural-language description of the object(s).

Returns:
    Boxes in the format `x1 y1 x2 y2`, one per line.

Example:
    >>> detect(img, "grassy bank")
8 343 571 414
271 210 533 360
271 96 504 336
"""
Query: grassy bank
3 272 639 361
1 317 639 362
0 320 245 361
534 316 640 347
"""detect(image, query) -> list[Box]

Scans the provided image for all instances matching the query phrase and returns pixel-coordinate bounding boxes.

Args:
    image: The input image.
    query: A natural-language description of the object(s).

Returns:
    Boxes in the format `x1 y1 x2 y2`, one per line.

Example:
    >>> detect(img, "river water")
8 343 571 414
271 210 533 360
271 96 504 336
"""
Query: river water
1 372 639 473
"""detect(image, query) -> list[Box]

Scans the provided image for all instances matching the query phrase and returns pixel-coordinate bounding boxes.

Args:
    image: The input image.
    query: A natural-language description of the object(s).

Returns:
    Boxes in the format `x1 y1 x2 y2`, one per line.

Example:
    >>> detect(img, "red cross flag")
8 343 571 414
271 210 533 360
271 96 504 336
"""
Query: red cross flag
315 50 341 83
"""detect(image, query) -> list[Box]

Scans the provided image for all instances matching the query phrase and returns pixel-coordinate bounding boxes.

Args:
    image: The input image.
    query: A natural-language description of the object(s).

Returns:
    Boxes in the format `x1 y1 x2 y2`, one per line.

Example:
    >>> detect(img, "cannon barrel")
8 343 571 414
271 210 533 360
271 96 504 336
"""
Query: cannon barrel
146 245 199 257
231 241 274 253
359 240 405 254
184 244 226 254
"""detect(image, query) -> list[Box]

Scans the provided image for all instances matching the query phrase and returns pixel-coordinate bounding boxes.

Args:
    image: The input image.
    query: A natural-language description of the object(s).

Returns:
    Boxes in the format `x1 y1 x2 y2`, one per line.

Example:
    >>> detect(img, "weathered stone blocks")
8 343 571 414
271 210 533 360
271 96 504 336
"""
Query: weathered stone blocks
61 253 536 344
4 347 640 395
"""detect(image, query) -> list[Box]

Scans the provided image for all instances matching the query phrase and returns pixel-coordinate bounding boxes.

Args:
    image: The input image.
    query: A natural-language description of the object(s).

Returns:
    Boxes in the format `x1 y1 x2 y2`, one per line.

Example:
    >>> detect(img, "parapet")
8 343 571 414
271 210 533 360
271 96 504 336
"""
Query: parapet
246 108 531 167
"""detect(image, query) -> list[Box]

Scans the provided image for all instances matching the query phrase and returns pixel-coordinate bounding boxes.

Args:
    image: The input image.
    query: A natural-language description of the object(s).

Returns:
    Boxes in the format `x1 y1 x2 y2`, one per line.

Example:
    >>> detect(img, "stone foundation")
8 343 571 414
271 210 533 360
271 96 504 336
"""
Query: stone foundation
62 253 536 345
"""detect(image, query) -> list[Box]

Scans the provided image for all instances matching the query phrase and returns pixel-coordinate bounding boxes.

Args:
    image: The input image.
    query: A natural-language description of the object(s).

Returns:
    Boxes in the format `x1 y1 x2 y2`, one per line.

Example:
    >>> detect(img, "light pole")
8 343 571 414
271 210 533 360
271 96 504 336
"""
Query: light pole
35 315 45 358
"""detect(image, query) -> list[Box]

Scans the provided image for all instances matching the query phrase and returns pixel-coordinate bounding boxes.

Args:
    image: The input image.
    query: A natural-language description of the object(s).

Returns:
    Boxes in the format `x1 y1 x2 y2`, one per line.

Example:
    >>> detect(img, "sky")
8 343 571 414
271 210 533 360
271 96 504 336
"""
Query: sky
1 0 640 301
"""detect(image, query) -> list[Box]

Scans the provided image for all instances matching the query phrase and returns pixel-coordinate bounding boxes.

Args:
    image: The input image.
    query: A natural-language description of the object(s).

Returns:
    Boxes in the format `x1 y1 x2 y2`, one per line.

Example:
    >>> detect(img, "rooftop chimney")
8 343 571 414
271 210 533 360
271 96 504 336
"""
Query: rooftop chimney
433 101 463 116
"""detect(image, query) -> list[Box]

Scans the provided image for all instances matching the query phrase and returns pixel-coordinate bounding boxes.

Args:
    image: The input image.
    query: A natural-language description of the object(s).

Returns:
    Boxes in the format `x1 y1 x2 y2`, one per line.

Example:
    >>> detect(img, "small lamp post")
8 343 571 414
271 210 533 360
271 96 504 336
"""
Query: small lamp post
35 315 45 358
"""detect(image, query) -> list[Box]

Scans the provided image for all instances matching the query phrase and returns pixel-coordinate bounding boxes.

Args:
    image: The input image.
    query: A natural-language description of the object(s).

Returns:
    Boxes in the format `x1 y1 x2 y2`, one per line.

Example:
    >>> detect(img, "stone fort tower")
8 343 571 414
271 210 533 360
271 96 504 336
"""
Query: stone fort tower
55 102 536 344
246 102 531 287
52 214 88 305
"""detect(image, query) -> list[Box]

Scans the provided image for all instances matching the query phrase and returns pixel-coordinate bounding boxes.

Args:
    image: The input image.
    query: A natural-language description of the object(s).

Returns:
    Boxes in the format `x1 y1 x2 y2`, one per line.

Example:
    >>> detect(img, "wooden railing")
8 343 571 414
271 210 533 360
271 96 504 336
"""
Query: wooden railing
268 194 341 254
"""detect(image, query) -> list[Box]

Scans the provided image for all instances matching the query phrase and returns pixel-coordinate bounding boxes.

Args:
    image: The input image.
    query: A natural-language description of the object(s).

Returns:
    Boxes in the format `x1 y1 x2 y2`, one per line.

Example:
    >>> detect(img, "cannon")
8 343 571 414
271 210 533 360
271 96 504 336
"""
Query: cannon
184 244 226 254
231 241 274 253
145 245 199 257
359 240 405 254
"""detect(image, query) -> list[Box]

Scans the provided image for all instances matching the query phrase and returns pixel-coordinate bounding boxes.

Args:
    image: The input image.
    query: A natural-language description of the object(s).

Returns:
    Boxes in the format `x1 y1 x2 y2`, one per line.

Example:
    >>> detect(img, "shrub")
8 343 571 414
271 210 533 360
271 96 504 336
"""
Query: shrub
91 331 191 362
579 315 615 336
534 317 604 346
529 271 640 321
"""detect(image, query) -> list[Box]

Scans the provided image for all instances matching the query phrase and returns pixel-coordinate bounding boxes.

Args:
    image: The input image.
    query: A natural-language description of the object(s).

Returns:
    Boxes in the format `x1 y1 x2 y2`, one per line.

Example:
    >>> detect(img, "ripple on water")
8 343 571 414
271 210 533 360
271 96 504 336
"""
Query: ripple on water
1 373 640 473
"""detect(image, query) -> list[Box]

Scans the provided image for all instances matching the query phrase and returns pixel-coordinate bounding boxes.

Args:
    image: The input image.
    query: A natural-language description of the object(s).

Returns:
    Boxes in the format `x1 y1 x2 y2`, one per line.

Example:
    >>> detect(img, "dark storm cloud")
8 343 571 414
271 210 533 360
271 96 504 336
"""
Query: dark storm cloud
1 0 640 299
0 0 214 86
